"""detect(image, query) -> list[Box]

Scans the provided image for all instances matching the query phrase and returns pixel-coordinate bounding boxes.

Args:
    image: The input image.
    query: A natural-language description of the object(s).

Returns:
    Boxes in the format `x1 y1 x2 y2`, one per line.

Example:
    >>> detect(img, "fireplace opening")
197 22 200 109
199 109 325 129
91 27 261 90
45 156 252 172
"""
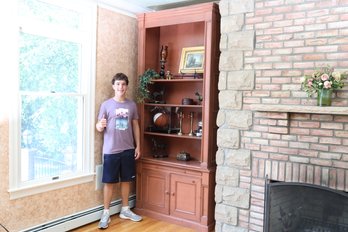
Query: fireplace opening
263 180 348 232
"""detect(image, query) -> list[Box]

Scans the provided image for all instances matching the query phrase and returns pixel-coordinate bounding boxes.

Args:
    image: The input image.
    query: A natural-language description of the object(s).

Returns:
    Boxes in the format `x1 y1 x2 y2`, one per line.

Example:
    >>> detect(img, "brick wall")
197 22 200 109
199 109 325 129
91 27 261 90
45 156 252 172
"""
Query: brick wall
244 0 348 106
216 0 348 232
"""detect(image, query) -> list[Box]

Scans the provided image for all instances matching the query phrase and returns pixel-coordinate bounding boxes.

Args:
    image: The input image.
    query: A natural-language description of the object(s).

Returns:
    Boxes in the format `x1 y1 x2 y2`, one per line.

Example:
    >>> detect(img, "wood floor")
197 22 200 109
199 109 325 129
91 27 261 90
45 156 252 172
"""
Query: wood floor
70 215 196 232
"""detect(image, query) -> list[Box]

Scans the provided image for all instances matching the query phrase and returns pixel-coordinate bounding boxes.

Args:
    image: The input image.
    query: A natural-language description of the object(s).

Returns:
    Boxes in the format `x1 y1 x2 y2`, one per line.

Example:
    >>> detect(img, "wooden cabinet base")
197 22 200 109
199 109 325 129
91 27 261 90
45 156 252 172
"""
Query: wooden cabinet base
136 160 216 232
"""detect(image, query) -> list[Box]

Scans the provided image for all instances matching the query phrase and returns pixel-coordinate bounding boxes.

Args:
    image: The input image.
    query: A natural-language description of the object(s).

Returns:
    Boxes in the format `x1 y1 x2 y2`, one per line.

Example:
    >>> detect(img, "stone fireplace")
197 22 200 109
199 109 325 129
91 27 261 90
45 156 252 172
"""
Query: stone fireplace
216 1 348 231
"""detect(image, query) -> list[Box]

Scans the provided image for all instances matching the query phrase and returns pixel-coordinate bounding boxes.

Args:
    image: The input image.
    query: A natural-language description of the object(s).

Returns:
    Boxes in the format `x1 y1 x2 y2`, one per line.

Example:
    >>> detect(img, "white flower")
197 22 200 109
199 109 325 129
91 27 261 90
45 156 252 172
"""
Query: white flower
332 71 341 80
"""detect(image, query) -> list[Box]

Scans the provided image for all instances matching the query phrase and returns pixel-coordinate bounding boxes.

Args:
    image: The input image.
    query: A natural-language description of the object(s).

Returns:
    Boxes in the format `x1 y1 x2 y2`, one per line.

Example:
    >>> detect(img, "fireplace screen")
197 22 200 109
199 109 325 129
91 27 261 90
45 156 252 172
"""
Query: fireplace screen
264 181 348 232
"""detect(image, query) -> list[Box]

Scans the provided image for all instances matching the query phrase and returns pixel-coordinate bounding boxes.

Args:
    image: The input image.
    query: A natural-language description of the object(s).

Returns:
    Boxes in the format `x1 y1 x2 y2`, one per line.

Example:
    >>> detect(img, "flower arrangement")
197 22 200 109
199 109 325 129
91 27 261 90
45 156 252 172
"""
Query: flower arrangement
301 65 347 97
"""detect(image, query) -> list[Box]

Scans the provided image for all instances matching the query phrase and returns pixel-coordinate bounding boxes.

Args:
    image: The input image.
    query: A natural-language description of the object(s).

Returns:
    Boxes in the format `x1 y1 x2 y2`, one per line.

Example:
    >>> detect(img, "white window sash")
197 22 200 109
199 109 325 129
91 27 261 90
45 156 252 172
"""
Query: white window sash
9 0 97 199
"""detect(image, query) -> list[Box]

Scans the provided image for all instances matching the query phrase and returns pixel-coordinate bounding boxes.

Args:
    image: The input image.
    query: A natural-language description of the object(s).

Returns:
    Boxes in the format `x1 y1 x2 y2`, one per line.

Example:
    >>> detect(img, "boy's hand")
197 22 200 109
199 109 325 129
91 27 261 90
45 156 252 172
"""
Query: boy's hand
97 114 107 131
134 147 141 160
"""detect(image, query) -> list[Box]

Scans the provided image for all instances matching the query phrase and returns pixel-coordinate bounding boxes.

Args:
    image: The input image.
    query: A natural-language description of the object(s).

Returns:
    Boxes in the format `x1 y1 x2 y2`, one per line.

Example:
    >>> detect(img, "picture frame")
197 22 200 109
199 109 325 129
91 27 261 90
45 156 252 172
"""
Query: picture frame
179 46 205 74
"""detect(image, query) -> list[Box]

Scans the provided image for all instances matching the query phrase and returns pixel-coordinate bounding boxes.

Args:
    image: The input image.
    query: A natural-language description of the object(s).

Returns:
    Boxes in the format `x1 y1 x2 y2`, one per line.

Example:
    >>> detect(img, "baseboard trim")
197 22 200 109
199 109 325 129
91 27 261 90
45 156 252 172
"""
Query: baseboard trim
21 195 136 232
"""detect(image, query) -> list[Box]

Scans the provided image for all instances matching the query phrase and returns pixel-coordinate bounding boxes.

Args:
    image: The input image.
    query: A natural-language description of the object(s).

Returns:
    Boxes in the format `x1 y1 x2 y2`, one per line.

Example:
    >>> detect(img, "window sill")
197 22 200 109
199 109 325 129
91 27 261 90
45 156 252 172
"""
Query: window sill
8 174 95 200
248 104 348 115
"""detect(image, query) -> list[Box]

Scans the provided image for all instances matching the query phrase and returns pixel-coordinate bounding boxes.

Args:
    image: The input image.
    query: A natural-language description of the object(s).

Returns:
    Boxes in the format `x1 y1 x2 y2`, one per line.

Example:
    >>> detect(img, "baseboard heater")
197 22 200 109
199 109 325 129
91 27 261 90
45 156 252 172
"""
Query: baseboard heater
21 195 136 232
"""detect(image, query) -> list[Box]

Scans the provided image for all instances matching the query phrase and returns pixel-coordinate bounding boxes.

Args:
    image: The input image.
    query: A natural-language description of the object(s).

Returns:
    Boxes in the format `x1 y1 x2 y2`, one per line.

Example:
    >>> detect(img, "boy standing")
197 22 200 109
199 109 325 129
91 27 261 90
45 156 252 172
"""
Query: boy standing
96 73 142 229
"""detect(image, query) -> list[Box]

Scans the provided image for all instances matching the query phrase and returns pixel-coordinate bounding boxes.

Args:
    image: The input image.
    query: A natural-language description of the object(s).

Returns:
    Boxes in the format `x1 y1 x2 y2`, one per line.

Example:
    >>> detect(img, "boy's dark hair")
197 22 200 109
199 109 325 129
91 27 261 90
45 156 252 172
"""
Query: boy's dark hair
112 73 129 85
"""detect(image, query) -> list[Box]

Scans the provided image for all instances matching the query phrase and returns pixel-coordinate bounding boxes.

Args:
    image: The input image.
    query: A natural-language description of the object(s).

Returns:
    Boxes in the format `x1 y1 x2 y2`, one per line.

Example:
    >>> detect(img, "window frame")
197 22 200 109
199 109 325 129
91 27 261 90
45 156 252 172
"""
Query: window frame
9 0 97 199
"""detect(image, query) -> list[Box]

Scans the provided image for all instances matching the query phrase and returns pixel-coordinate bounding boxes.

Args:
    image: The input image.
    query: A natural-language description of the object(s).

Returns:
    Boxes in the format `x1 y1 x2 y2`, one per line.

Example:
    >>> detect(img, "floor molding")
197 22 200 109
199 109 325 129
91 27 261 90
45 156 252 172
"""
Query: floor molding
21 195 136 232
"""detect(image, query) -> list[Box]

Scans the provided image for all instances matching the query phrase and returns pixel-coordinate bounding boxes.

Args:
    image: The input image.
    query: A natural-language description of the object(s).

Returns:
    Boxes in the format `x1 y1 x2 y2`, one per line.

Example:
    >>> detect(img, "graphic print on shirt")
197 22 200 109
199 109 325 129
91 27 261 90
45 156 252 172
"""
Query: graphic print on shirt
115 108 129 130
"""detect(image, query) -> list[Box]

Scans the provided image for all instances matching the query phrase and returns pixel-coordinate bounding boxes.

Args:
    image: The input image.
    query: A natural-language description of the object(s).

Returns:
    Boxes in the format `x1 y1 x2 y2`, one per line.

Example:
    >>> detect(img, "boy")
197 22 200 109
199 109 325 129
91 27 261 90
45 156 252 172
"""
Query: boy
96 73 142 229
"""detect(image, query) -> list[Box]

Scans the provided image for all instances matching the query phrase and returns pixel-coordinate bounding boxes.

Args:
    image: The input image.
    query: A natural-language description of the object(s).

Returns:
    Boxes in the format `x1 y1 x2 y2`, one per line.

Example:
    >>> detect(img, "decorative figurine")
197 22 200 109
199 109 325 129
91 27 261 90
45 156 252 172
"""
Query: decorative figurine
166 70 172 80
160 45 168 78
195 91 203 104
152 138 167 158
161 45 168 61
196 121 202 137
152 89 165 104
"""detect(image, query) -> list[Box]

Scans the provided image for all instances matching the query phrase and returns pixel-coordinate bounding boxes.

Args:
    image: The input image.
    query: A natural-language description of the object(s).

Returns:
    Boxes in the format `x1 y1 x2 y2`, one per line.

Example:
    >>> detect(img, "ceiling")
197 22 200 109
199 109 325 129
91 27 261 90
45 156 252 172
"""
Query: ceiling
98 0 218 15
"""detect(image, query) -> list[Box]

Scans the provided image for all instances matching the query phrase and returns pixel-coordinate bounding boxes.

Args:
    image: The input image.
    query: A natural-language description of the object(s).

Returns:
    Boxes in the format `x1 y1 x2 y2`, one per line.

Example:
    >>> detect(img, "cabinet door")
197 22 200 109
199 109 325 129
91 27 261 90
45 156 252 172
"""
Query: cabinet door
170 173 202 222
142 168 170 215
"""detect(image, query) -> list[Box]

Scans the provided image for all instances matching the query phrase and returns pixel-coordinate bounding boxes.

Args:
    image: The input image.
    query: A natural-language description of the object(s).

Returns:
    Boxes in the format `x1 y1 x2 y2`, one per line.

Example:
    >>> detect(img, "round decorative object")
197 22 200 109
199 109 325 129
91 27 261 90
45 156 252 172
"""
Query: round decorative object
182 98 193 105
153 112 169 127
176 151 191 161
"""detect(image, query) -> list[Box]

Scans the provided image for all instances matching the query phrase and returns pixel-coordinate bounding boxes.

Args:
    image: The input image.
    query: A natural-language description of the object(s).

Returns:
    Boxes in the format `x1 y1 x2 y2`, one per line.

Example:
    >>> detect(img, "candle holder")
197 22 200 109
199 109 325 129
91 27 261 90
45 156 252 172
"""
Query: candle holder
177 111 184 136
188 112 194 136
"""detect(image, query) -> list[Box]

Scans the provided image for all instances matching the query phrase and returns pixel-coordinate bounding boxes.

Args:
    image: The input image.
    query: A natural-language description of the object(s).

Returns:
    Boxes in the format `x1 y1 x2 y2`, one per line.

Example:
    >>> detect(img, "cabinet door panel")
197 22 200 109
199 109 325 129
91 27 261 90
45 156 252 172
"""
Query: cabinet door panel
170 173 201 221
142 169 170 214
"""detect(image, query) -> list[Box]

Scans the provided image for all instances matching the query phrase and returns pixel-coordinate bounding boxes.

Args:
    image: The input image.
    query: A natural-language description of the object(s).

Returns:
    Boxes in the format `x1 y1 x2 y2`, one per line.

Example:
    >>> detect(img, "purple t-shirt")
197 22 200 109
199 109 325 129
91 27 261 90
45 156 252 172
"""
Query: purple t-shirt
97 98 139 154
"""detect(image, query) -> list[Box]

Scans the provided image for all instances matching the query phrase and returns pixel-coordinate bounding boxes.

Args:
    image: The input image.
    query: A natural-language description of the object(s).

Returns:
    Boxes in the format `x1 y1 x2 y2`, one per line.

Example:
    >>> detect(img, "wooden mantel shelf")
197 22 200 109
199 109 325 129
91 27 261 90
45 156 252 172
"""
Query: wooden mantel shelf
249 104 348 115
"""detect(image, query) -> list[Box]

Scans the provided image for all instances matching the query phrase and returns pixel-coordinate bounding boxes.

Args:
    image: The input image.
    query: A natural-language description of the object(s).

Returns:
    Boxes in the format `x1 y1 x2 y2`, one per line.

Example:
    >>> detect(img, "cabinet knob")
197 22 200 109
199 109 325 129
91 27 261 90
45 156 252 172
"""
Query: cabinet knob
171 192 175 196
165 191 170 195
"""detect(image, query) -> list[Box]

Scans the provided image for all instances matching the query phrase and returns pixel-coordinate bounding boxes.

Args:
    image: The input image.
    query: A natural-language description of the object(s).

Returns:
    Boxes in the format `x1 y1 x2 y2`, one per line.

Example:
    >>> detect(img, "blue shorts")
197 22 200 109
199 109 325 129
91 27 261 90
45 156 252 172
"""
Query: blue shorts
102 149 136 183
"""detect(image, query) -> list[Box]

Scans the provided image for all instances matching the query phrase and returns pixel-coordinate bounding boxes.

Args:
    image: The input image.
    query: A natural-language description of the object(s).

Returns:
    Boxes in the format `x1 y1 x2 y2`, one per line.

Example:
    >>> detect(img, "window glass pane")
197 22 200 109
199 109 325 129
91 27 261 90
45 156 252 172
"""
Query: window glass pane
18 0 80 30
13 0 94 195
19 32 80 93
20 95 82 181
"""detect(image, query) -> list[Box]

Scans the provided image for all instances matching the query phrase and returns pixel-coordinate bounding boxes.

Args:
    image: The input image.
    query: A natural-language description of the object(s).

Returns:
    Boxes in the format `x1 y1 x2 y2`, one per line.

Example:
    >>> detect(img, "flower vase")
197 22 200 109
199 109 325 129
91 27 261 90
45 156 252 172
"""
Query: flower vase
317 88 332 106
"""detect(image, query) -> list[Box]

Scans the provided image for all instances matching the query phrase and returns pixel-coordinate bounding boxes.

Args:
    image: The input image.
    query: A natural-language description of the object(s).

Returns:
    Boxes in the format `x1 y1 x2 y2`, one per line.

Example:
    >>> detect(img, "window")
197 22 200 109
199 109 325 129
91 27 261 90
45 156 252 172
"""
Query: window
9 0 96 199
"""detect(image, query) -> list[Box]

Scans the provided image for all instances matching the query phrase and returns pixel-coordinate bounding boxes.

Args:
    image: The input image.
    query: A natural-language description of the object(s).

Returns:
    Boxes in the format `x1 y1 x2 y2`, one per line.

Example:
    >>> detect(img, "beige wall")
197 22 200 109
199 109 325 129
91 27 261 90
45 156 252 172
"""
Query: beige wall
95 7 139 163
0 7 138 231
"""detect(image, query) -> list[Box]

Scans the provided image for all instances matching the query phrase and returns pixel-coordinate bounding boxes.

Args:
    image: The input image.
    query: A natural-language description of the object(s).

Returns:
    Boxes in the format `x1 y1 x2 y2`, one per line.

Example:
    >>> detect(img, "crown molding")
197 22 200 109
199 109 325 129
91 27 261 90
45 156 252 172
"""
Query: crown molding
97 0 153 17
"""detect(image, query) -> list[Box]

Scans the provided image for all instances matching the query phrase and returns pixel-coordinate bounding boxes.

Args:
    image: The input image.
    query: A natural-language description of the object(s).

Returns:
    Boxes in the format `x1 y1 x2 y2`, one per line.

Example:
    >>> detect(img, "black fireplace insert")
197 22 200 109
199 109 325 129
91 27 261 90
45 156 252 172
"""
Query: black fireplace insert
264 180 348 232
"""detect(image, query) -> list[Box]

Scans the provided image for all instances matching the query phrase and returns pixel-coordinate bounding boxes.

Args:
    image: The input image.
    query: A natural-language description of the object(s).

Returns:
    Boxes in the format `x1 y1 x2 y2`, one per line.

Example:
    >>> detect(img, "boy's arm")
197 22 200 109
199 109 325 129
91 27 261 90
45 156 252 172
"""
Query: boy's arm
132 119 141 160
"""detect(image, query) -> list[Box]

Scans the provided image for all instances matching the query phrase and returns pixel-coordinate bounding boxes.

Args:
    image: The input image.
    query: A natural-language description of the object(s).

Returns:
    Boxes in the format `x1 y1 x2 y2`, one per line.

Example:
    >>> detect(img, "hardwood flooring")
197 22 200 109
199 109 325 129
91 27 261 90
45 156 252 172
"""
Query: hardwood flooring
70 215 196 232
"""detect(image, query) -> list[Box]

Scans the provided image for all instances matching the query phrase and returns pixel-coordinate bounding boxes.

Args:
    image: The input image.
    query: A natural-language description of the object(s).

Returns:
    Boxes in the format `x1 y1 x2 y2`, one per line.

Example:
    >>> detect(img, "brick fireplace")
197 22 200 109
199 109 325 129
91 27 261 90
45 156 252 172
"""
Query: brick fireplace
216 109 348 232
246 111 348 231
215 0 348 232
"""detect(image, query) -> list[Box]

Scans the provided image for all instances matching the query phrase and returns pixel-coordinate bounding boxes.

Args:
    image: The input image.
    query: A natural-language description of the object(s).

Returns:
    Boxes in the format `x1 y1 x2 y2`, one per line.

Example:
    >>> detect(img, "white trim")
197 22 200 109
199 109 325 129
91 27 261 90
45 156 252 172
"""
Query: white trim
97 0 153 17
9 174 95 200
21 196 136 232
88 3 97 179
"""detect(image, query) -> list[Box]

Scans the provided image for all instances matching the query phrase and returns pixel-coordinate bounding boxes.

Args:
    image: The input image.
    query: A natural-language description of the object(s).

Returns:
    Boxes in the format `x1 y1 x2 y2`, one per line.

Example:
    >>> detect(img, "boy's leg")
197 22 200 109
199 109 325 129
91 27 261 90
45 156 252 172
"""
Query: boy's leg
119 181 142 222
119 150 142 222
104 183 114 209
99 183 114 229
99 152 120 229
121 181 130 206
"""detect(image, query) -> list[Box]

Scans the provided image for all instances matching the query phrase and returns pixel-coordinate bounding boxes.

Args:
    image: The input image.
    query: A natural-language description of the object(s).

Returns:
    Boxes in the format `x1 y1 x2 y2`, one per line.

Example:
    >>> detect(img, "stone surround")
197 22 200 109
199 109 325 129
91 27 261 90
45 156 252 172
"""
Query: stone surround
215 0 348 231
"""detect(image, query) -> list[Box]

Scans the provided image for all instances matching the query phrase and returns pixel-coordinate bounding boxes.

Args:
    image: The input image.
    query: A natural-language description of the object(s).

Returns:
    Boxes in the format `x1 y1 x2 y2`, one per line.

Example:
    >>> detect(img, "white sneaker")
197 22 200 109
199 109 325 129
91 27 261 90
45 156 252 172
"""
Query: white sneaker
119 208 142 222
98 211 111 229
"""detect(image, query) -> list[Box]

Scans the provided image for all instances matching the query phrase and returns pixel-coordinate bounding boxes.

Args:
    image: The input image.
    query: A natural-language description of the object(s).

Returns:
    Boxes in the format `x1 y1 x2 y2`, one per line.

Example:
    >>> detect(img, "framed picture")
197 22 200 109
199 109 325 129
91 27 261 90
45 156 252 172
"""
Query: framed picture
179 46 205 73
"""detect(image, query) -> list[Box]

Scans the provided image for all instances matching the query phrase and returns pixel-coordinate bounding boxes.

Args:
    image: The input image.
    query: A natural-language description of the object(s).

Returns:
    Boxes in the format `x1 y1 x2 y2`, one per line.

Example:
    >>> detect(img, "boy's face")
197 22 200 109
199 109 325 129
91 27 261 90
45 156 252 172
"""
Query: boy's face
112 80 128 98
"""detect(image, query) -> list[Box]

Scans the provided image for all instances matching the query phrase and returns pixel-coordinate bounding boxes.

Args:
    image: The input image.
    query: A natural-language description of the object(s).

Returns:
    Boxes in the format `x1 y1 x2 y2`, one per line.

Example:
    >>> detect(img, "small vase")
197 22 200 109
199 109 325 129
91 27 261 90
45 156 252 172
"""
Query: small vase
317 88 332 106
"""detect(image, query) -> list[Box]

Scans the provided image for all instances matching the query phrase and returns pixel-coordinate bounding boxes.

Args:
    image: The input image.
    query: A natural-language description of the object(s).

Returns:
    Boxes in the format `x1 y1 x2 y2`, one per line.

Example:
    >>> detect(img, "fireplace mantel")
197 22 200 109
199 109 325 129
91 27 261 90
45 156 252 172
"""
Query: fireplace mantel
249 104 348 115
